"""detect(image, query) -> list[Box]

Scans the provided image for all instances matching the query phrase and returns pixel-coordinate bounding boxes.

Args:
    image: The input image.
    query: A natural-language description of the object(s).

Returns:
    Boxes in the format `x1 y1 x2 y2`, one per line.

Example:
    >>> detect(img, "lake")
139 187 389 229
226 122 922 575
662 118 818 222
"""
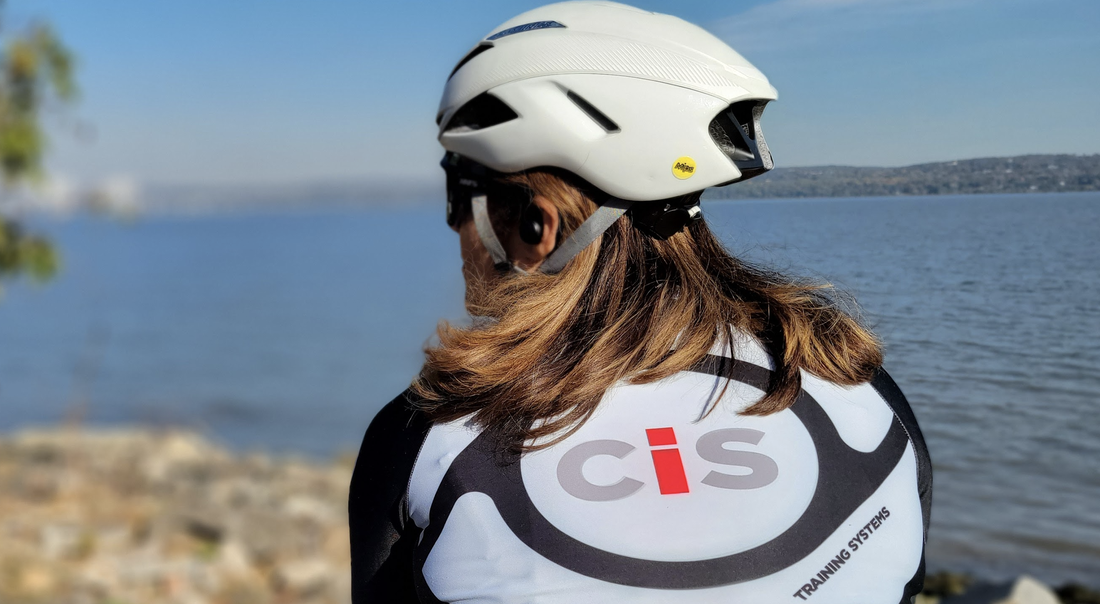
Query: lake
1 192 1098 585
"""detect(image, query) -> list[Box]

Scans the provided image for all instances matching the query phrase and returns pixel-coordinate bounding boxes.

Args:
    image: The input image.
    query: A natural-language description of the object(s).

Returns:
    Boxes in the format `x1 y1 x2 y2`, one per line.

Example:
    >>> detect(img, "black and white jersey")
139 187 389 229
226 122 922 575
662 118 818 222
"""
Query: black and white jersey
349 335 932 604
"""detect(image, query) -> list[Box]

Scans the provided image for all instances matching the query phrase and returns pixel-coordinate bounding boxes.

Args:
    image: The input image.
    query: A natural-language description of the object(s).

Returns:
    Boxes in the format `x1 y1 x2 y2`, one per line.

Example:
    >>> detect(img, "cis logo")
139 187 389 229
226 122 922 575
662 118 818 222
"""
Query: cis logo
556 427 779 502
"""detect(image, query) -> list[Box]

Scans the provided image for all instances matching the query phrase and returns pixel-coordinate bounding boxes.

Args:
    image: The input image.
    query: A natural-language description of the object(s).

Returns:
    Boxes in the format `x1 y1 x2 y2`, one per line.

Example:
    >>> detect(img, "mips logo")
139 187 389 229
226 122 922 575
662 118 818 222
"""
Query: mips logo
556 426 779 502
672 156 697 179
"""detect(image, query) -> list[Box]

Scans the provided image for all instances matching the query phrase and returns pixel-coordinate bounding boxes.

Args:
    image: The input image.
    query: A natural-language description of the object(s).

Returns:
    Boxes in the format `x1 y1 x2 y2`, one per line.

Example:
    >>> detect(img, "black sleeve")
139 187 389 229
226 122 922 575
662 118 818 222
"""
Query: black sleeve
871 368 933 604
349 390 432 603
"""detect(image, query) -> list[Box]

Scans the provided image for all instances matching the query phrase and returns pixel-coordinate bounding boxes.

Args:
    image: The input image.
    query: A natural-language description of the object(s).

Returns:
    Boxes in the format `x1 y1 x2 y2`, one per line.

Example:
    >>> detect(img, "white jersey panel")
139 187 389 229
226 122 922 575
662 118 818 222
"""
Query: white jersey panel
408 420 481 529
802 373 896 453
407 340 928 603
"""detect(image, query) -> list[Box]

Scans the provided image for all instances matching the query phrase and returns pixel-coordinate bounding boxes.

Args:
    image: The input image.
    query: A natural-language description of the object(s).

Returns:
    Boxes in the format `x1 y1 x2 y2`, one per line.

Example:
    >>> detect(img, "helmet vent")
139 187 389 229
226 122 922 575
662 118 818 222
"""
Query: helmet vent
448 43 494 81
566 91 620 133
709 100 773 182
443 93 519 132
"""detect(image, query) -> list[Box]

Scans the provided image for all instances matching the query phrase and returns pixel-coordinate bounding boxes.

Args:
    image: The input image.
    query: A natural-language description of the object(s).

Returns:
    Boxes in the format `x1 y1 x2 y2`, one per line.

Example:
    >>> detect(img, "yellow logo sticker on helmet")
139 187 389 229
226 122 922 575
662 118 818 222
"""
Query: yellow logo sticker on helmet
672 157 696 180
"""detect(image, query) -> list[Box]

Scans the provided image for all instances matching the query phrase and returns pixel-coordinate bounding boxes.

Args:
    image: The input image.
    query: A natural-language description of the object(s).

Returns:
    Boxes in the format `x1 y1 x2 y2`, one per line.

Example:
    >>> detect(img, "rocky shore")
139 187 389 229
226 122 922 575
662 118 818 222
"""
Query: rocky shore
1 427 1097 604
1 428 354 604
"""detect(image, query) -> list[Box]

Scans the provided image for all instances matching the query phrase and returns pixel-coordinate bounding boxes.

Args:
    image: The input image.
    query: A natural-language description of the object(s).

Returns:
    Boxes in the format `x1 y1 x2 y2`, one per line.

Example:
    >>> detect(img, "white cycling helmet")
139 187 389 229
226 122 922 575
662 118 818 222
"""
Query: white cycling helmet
438 1 777 273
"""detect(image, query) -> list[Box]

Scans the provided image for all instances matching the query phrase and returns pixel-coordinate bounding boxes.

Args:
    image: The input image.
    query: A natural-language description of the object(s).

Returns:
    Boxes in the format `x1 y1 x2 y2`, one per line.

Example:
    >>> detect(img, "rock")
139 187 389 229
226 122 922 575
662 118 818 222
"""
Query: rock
925 571 975 597
78 556 122 594
236 510 295 563
1056 583 1100 604
6 561 60 597
94 525 133 555
21 564 57 594
272 559 334 597
160 432 213 465
324 525 352 563
141 431 223 483
214 579 269 604
941 575 1060 604
183 516 224 544
284 494 337 524
208 476 271 509
216 539 253 577
997 576 1060 604
333 568 353 604
40 524 82 559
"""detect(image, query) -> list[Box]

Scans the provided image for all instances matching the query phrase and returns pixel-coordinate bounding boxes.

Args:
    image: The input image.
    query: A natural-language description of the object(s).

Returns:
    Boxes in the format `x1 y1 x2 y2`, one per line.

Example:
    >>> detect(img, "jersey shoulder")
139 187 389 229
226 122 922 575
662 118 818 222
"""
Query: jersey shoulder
348 392 434 603
349 390 433 526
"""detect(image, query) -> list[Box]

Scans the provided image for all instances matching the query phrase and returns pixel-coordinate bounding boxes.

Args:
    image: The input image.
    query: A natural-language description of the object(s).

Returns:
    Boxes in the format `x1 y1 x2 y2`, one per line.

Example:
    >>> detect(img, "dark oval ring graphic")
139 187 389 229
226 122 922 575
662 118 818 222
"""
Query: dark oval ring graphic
414 356 911 591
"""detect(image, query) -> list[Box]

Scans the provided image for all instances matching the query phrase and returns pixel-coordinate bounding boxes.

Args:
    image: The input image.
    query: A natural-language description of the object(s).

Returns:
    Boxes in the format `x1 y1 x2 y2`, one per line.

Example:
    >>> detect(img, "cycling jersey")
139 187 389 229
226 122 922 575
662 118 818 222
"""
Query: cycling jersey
349 334 932 603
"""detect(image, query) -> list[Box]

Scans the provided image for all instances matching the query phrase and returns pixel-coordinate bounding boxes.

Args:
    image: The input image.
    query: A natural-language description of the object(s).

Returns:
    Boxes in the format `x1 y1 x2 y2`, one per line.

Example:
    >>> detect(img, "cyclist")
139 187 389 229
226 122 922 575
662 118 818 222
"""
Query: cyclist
350 3 931 602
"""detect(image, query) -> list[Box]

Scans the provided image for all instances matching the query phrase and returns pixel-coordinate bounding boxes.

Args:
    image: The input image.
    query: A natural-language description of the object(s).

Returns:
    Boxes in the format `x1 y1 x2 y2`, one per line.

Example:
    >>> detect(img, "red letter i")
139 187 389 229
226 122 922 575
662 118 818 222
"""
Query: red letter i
646 427 690 495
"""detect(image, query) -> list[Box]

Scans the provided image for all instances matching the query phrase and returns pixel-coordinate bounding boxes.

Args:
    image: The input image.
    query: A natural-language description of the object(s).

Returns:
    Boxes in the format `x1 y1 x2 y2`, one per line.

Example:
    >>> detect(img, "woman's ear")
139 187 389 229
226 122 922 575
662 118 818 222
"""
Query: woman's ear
511 195 559 272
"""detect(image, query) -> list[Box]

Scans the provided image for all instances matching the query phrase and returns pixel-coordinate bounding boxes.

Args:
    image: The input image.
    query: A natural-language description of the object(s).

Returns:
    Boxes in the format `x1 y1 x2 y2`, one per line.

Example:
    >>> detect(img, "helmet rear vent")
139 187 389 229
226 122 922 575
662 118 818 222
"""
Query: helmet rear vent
443 93 519 132
448 43 494 81
710 100 773 182
566 91 620 133
710 106 755 162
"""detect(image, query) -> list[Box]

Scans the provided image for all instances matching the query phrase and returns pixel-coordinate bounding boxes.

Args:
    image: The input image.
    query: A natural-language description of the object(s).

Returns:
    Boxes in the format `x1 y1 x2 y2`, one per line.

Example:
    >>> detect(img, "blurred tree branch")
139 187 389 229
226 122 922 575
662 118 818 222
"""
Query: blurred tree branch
0 5 77 295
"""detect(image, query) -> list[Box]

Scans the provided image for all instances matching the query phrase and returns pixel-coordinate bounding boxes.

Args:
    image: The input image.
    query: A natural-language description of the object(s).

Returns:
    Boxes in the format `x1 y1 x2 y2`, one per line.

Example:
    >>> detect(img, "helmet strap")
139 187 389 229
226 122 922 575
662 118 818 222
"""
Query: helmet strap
539 197 633 275
472 194 528 275
473 189 637 276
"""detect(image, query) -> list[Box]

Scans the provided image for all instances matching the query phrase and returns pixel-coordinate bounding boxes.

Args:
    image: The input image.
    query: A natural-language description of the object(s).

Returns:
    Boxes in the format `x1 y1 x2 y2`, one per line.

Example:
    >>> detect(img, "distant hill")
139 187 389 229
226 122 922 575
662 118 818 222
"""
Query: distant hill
705 154 1100 200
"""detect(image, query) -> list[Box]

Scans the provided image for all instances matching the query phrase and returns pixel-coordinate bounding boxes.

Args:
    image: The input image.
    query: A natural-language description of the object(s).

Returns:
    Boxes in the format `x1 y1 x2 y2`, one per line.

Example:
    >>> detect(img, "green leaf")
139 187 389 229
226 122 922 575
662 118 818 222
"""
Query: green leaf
0 14 80 298
0 215 59 282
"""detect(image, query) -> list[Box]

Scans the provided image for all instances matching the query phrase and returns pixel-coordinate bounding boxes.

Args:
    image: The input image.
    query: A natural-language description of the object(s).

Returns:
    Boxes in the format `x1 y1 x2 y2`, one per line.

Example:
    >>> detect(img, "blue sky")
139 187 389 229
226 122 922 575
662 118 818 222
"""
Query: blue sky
10 0 1100 189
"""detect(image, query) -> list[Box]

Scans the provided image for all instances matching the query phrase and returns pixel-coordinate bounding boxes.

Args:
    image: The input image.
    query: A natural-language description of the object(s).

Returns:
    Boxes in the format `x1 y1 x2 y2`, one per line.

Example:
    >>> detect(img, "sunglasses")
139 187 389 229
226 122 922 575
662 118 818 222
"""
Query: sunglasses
442 152 530 227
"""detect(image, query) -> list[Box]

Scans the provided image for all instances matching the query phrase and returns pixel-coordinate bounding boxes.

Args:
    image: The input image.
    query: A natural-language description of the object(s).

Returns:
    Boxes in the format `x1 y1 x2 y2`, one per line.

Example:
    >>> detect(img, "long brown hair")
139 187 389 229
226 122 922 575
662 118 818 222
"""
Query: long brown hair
412 170 882 448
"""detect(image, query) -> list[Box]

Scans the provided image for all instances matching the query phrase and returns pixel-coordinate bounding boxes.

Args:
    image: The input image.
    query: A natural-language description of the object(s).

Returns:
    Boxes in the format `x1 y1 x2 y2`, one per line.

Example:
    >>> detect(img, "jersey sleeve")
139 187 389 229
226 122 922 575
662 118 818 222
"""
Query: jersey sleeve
348 390 432 604
872 368 934 602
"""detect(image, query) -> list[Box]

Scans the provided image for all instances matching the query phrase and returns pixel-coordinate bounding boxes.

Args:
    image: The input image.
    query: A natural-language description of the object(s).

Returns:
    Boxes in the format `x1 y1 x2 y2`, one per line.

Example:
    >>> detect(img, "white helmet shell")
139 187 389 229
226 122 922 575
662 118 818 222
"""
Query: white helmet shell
438 1 778 202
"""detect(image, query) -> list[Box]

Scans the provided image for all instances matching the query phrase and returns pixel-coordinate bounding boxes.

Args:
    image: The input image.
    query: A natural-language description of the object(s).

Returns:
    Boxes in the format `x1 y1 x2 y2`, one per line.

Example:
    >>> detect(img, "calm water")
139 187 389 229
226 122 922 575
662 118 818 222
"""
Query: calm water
2 193 1098 585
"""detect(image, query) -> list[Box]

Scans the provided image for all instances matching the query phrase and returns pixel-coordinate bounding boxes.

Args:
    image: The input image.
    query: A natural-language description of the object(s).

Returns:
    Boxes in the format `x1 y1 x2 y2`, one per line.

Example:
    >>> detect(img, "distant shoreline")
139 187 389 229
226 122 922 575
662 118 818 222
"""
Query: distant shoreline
84 153 1100 216
706 154 1100 200
6 154 1096 218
